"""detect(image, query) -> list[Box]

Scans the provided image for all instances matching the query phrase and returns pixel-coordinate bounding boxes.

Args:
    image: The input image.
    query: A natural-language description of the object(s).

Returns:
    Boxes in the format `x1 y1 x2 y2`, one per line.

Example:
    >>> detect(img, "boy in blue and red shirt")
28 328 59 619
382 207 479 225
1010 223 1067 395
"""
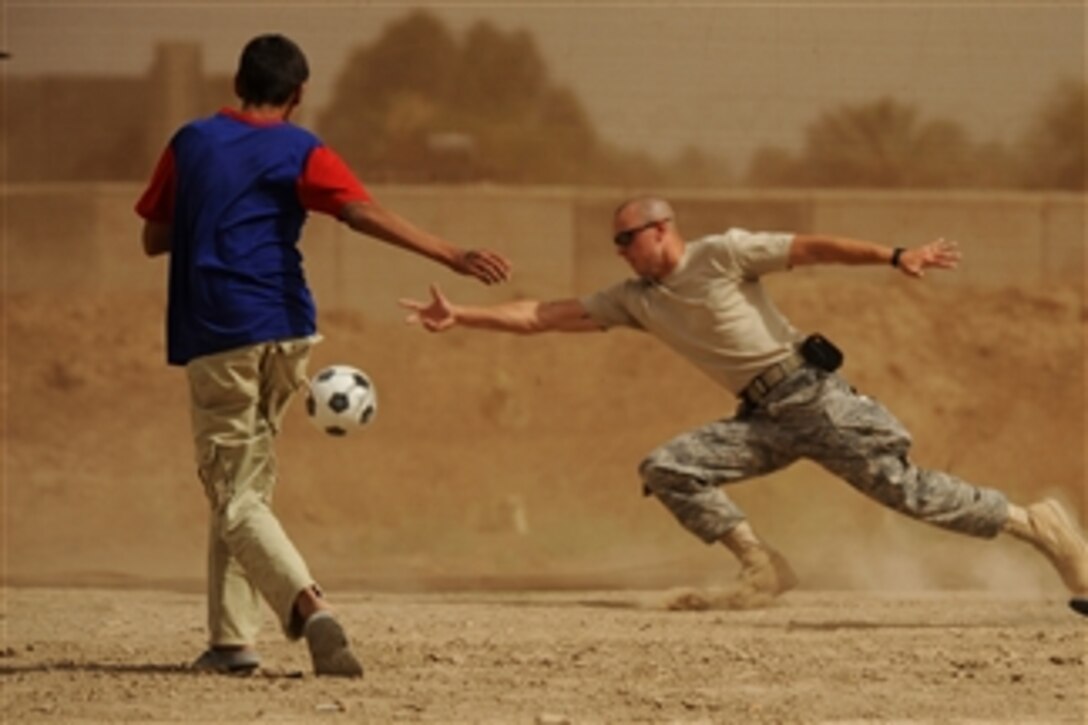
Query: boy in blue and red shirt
136 34 510 677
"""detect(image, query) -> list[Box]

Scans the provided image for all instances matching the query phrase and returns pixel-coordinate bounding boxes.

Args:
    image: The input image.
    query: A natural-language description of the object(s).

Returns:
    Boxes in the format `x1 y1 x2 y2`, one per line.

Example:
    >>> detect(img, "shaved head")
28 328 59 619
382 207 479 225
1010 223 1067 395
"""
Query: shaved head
614 197 674 226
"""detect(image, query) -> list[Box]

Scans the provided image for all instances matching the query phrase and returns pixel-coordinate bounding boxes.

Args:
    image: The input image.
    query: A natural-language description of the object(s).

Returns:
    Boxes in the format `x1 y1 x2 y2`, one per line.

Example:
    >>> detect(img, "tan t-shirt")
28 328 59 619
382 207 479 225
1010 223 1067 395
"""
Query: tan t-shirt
581 228 800 394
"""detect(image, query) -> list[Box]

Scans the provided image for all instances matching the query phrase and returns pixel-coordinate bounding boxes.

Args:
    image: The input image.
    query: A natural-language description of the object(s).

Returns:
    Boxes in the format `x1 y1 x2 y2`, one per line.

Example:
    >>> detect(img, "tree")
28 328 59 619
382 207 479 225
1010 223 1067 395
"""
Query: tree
746 97 1004 189
457 23 546 118
317 11 460 178
315 10 741 187
747 146 805 188
317 11 609 184
1019 79 1086 190
657 146 732 188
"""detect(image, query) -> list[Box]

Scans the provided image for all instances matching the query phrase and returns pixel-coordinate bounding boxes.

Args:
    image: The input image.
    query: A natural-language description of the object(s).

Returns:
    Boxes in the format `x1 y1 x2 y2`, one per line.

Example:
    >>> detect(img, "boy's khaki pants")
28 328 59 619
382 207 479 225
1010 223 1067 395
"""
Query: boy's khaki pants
186 336 319 646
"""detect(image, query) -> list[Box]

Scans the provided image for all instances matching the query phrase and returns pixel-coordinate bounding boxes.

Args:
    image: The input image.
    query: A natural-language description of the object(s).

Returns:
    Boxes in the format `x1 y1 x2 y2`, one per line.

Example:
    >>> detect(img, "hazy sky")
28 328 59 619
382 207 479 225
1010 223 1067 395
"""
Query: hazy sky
3 1 1084 167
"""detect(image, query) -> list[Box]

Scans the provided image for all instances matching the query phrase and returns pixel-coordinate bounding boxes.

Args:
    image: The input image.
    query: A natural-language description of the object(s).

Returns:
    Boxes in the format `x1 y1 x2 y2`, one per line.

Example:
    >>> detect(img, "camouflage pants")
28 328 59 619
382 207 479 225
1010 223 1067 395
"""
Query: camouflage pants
640 367 1009 544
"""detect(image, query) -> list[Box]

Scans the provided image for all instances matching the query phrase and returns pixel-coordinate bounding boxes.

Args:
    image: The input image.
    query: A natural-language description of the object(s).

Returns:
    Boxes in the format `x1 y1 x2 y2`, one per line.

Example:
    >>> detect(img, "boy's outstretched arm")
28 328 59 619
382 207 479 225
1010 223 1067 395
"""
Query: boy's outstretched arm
340 200 511 285
400 284 601 334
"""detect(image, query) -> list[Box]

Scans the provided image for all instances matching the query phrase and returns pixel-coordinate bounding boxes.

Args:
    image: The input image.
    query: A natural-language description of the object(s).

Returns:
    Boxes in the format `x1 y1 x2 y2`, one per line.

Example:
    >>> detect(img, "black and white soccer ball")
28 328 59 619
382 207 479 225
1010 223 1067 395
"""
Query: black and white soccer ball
305 365 378 436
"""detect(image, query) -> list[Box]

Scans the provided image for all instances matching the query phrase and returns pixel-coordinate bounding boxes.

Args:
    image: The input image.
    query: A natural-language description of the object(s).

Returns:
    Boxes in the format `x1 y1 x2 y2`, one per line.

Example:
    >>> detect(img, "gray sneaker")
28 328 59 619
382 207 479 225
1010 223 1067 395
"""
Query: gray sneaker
304 611 363 678
1025 499 1088 607
191 647 260 674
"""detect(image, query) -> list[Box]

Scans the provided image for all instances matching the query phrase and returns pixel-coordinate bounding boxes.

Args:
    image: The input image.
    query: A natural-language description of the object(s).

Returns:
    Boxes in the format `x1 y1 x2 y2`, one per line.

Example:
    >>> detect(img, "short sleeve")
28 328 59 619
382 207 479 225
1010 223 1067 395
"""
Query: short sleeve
298 146 371 217
722 229 794 279
135 146 176 223
580 281 643 331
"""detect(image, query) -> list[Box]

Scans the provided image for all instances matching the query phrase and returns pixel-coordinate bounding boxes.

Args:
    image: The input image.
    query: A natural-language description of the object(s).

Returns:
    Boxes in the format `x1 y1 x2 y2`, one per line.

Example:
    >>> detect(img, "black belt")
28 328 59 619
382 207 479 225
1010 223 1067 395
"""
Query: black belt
740 352 806 406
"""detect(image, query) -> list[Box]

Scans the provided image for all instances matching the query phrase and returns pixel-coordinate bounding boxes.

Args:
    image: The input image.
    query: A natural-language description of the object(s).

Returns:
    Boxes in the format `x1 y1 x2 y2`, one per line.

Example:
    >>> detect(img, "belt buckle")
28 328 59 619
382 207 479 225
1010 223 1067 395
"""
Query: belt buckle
742 370 771 407
743 353 801 407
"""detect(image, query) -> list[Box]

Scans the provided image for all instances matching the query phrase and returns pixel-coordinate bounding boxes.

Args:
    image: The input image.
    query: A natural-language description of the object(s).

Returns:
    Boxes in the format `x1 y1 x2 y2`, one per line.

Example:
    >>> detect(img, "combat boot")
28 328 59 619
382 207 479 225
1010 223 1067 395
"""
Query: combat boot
1005 499 1088 613
721 522 799 597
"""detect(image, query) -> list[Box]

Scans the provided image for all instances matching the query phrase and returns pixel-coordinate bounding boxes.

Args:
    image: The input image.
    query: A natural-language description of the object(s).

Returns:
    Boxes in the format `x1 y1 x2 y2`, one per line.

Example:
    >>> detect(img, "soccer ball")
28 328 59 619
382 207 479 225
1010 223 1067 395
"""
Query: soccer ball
305 365 378 436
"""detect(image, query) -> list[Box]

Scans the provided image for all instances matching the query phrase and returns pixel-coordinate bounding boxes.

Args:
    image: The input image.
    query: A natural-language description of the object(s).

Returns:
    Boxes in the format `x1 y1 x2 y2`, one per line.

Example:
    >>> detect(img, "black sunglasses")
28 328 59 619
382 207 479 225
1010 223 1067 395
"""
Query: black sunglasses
613 218 670 248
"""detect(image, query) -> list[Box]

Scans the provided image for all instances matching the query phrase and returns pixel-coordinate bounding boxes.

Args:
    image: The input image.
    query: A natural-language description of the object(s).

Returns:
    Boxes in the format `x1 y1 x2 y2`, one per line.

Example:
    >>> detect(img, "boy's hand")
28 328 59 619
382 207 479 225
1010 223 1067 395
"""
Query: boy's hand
454 249 511 285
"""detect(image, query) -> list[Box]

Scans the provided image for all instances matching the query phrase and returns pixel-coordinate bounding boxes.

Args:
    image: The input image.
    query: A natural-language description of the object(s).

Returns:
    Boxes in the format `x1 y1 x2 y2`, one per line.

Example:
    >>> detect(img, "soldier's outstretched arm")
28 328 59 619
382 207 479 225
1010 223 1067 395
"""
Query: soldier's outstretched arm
399 284 601 335
789 234 961 278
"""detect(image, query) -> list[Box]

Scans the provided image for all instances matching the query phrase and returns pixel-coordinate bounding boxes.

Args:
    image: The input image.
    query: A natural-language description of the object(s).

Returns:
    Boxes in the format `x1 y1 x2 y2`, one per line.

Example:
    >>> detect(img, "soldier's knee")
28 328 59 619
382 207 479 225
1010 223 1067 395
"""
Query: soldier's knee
639 451 692 497
638 448 665 481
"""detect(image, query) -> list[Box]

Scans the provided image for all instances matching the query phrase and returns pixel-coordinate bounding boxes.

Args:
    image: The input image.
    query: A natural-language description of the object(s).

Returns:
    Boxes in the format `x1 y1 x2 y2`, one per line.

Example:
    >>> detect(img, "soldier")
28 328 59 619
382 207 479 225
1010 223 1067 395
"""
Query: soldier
401 195 1087 615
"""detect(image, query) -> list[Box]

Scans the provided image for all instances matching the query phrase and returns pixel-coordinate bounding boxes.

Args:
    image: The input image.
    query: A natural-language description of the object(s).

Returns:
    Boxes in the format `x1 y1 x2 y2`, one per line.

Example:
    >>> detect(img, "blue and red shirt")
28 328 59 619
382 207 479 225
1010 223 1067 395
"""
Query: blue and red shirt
135 108 370 365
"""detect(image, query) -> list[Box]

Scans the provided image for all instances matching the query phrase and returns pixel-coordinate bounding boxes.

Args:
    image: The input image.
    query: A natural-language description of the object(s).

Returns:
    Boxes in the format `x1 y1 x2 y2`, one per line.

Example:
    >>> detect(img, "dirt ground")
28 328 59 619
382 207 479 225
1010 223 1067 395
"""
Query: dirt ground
1 587 1085 723
2 275 1086 722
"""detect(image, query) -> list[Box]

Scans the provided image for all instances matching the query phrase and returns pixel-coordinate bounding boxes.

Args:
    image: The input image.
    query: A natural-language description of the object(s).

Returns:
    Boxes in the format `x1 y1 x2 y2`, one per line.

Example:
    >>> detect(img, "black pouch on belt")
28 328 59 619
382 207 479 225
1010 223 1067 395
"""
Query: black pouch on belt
800 333 844 372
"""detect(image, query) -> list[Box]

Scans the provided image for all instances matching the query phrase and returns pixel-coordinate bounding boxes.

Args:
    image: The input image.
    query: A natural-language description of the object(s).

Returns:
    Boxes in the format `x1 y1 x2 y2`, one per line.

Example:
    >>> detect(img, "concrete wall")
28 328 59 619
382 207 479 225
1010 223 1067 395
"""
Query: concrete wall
3 184 1083 317
807 191 1086 287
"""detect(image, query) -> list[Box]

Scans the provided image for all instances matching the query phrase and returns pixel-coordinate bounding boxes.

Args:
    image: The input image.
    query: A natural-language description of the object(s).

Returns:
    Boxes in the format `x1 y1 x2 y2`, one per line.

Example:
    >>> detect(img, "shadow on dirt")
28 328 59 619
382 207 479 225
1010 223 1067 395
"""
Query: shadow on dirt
0 661 305 679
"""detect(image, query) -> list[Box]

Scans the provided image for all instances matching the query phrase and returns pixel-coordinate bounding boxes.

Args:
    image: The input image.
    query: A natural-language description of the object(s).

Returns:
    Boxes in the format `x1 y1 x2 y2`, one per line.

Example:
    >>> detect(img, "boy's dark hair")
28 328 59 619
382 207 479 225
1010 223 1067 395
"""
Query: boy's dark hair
235 34 309 106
